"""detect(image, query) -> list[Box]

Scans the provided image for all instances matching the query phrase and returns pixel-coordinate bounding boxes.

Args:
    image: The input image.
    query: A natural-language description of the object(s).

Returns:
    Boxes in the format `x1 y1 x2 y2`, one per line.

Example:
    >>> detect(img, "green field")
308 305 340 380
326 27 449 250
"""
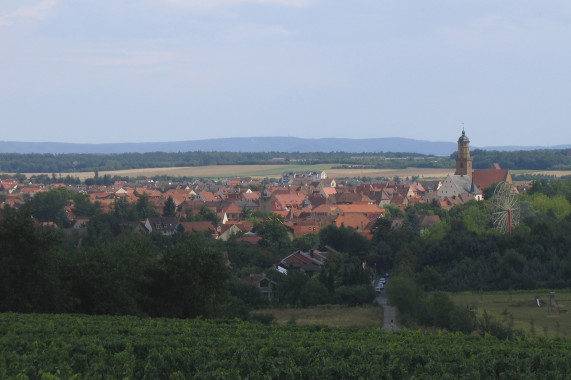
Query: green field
2 313 571 379
252 304 383 328
451 290 571 338
237 163 335 177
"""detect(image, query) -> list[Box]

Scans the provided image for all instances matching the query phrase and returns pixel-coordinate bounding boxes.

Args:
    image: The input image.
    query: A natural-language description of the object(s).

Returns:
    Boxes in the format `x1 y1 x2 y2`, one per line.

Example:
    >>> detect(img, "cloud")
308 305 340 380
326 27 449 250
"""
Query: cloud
0 0 57 26
162 0 314 11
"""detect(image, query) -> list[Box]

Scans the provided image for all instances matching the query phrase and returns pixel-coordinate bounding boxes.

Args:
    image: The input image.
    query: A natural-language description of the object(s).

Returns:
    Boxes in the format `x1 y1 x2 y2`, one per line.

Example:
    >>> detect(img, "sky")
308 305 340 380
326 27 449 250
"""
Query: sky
1 0 570 147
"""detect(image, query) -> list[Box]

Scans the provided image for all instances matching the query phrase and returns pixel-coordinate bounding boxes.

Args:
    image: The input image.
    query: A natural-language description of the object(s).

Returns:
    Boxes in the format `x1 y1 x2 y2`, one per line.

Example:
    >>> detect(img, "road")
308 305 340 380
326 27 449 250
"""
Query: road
376 287 401 333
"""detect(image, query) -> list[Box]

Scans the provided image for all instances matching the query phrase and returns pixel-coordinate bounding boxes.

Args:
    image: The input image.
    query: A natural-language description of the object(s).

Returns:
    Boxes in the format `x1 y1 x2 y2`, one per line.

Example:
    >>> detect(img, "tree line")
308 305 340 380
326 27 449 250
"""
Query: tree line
2 148 571 174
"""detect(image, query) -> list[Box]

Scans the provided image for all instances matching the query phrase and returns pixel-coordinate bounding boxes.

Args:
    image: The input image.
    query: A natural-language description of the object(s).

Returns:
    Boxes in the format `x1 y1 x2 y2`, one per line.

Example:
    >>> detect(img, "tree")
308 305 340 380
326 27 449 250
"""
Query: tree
113 197 137 221
27 187 73 227
185 205 220 226
254 217 291 250
163 196 176 217
386 274 419 317
277 270 308 307
427 291 455 329
292 234 319 251
135 192 159 219
145 234 231 318
319 225 371 259
0 207 68 313
65 236 153 315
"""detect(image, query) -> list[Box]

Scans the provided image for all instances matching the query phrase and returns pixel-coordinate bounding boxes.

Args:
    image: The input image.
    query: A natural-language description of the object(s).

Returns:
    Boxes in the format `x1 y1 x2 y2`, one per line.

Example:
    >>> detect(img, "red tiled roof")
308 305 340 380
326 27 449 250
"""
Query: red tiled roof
472 169 511 191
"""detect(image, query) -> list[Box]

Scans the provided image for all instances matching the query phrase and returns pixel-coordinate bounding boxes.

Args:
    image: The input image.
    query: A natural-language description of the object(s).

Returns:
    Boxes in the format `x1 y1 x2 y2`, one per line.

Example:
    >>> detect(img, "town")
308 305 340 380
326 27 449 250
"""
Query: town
1 130 523 242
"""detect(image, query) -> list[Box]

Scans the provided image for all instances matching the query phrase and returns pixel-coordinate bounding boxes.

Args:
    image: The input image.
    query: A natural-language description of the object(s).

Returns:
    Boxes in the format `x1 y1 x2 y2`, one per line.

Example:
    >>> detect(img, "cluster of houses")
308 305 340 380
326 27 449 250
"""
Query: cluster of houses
1 130 529 300
0 130 525 242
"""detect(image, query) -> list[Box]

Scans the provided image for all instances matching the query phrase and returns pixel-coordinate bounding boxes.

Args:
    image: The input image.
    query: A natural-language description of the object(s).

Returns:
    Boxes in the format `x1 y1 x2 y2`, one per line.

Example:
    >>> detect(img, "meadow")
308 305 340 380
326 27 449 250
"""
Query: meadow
252 304 384 328
256 290 571 338
27 165 455 181
451 290 571 338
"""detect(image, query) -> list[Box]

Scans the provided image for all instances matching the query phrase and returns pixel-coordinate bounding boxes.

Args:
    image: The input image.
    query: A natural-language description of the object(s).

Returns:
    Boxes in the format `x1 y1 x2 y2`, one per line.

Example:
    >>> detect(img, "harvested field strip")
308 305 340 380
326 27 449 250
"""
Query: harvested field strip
19 166 455 180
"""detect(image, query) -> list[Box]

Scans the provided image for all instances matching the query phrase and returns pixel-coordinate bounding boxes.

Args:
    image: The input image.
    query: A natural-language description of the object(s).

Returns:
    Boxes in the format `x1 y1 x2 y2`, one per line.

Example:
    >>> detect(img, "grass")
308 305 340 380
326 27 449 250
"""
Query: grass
252 304 384 328
25 165 456 181
512 169 571 178
451 289 571 338
234 164 335 177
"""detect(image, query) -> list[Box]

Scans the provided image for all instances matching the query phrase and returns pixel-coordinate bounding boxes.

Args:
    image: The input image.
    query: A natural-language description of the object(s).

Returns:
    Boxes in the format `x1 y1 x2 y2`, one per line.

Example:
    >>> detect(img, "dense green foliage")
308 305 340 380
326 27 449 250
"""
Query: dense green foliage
0 207 236 318
0 151 447 173
368 180 571 293
379 179 571 332
470 149 571 170
0 200 377 315
1 313 570 379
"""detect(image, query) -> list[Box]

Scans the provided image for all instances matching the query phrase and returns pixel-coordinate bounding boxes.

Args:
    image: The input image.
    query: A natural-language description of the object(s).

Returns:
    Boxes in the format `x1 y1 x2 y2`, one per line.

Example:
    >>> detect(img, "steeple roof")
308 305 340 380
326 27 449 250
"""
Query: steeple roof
458 129 470 143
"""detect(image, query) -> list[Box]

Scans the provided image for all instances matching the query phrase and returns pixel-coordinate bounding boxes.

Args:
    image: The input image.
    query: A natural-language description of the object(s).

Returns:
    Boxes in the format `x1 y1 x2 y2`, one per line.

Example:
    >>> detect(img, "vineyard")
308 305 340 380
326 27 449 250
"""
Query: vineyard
1 313 570 379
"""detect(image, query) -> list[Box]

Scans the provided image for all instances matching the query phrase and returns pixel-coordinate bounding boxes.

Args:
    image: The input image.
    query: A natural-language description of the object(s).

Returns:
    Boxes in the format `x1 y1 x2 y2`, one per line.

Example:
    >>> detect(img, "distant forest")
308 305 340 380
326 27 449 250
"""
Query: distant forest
0 148 570 174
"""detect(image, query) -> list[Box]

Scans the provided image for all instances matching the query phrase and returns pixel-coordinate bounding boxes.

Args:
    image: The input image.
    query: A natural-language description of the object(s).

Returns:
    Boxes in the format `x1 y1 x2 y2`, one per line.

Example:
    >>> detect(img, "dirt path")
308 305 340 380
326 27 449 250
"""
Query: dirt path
377 285 401 332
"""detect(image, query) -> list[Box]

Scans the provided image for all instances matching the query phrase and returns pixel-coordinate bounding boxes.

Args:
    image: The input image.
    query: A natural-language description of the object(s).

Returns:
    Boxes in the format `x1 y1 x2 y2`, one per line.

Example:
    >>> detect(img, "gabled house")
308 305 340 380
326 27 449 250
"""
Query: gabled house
472 164 513 195
143 217 178 235
242 274 278 301
277 250 326 276
237 232 263 244
320 187 337 201
437 175 483 201
418 214 441 234
0 179 19 194
73 217 90 229
195 191 219 203
273 192 308 211
178 221 218 238
334 213 374 232
218 224 243 241
284 219 320 237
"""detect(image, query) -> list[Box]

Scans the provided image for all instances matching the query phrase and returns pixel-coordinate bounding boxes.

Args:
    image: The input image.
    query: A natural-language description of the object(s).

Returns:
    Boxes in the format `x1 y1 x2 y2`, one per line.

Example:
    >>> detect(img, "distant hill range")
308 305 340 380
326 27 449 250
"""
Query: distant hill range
1 137 570 156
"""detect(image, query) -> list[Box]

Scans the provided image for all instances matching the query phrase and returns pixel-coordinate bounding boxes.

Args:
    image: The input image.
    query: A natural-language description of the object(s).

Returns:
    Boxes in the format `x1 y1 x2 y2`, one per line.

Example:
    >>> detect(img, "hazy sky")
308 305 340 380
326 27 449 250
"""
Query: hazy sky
1 1 570 146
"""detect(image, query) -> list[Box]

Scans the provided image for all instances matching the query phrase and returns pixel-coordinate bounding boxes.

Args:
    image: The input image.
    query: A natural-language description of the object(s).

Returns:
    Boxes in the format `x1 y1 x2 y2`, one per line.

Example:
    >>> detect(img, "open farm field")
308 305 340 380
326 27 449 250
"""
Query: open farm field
252 305 383 328
512 170 571 178
326 167 453 179
451 290 571 338
14 165 570 181
19 165 455 180
2 313 570 379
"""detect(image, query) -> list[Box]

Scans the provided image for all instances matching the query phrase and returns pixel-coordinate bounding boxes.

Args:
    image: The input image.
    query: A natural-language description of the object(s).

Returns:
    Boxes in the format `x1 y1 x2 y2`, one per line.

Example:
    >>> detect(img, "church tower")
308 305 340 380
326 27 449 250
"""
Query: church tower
259 186 272 214
455 128 473 177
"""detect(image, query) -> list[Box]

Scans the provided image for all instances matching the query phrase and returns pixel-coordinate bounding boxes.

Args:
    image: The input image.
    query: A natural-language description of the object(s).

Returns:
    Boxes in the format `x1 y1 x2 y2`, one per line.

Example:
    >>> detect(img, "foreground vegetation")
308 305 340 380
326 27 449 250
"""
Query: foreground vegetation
2 313 570 379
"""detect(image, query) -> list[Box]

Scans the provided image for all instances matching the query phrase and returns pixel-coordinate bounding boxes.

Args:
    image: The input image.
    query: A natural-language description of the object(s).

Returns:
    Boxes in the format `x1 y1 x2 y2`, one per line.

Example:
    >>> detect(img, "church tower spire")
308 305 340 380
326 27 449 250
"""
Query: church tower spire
455 126 473 177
